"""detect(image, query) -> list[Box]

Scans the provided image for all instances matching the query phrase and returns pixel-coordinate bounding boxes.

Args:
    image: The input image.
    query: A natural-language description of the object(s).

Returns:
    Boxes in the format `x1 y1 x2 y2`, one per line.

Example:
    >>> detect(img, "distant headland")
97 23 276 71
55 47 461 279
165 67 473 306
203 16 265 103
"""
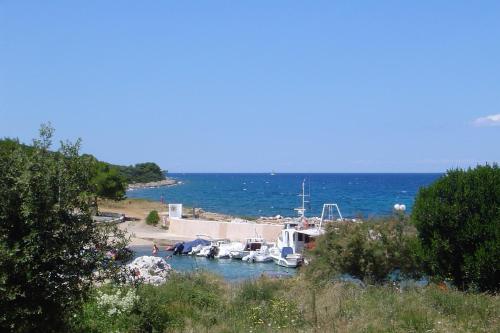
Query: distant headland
127 178 179 190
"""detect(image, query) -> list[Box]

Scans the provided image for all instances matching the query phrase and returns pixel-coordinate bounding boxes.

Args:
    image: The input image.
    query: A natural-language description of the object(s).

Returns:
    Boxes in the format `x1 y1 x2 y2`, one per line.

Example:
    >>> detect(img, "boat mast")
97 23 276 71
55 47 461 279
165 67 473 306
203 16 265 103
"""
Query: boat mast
294 179 309 220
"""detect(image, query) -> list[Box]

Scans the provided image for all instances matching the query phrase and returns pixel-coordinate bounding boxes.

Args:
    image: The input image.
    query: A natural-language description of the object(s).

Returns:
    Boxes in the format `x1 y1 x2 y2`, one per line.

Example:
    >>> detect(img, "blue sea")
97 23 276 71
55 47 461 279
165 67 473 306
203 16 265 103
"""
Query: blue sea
127 173 441 218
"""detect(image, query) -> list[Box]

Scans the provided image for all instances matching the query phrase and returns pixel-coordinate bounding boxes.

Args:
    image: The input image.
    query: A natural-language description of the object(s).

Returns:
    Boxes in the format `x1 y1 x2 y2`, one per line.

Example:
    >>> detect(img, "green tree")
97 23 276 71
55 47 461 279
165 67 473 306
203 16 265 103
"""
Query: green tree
412 165 500 292
0 125 128 332
93 161 127 200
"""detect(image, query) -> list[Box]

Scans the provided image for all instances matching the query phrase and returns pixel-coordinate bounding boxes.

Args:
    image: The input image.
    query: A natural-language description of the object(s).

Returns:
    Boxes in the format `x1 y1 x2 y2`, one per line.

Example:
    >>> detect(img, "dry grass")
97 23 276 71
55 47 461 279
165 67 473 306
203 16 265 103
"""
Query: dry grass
75 273 499 333
283 277 499 333
98 198 167 220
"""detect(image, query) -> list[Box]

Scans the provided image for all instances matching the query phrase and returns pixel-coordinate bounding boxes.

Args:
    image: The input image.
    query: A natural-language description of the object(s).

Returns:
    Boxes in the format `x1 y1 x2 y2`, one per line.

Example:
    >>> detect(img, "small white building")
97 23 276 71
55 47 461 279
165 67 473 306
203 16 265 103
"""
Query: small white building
168 204 183 219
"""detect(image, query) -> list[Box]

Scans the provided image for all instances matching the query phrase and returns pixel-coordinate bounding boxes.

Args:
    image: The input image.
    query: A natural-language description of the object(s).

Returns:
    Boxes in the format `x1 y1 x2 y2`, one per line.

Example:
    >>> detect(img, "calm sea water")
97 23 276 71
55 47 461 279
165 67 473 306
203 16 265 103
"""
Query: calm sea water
127 173 441 218
131 246 295 281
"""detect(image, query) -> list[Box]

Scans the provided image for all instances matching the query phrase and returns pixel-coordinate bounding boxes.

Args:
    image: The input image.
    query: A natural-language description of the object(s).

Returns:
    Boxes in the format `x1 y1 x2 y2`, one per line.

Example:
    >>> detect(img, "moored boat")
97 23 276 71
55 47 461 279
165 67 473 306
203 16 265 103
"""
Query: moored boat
242 244 274 263
270 180 328 268
230 237 267 259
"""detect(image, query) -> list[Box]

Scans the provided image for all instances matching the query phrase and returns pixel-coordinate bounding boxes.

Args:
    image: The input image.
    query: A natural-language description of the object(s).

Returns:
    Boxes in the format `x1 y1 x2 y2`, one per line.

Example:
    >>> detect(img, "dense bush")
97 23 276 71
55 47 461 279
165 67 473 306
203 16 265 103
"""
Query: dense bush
412 165 500 292
0 125 128 332
305 218 421 284
92 161 127 200
72 285 141 333
146 210 160 226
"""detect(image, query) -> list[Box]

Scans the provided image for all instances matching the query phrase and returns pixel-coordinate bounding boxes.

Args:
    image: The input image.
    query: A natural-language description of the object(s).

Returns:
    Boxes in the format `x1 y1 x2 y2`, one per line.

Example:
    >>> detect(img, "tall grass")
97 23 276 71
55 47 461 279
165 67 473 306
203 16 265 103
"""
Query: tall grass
72 272 499 333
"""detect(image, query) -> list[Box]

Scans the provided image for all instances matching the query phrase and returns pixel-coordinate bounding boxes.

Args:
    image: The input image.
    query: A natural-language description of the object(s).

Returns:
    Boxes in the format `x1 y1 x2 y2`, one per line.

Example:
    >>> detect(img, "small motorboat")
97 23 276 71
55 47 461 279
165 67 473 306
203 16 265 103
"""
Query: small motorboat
172 238 211 255
242 245 274 263
230 237 266 259
270 246 303 268
196 239 244 259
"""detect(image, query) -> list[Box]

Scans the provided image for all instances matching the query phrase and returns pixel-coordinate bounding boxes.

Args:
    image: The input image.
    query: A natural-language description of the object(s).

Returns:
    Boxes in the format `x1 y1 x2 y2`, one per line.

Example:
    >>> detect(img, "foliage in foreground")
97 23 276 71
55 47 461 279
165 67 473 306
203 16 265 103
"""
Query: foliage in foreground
305 217 421 285
72 272 499 333
0 125 128 332
412 164 500 292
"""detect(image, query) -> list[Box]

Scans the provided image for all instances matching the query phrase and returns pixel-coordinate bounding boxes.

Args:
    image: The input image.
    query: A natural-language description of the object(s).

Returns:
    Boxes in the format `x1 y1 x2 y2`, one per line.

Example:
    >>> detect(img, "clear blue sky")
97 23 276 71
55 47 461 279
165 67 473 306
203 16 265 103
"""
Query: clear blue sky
1 1 499 172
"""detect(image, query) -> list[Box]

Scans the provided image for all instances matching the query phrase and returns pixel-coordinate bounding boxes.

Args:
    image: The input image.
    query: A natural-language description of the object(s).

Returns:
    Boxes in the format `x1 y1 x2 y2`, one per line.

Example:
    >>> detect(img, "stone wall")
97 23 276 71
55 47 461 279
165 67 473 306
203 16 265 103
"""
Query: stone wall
168 218 283 242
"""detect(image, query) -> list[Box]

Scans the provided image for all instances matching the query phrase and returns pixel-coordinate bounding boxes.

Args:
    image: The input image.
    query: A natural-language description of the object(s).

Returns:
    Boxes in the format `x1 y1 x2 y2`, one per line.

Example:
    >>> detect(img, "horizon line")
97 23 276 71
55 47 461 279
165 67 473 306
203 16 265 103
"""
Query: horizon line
166 171 445 174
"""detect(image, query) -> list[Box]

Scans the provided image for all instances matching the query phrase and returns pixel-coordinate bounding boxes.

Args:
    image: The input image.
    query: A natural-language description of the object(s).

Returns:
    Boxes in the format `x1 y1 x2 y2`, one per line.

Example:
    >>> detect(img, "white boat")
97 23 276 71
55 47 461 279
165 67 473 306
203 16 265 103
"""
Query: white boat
196 239 244 259
216 240 244 259
189 244 205 255
196 239 230 257
270 225 324 267
270 180 326 268
242 244 274 263
230 237 267 259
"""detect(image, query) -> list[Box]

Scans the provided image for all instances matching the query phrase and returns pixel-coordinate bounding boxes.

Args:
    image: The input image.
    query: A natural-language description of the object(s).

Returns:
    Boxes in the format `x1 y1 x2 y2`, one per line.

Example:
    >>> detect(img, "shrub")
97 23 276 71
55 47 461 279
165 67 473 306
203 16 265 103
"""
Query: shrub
0 125 128 332
305 218 421 284
146 210 160 226
412 164 500 292
71 285 141 333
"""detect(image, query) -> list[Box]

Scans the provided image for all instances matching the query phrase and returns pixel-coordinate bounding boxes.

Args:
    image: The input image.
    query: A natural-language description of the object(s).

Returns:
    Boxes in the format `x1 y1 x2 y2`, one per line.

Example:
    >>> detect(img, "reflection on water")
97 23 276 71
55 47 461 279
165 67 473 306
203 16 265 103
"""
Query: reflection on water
131 246 296 282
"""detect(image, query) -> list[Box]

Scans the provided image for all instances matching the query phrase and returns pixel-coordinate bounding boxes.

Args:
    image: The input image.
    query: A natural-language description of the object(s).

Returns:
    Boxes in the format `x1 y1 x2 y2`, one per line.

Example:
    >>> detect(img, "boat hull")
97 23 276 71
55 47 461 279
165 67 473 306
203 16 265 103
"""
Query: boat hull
271 255 302 268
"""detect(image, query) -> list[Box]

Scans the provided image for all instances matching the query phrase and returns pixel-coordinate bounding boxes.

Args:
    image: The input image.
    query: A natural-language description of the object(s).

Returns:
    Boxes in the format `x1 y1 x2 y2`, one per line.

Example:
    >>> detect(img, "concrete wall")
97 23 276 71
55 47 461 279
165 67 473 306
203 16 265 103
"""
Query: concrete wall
168 218 283 242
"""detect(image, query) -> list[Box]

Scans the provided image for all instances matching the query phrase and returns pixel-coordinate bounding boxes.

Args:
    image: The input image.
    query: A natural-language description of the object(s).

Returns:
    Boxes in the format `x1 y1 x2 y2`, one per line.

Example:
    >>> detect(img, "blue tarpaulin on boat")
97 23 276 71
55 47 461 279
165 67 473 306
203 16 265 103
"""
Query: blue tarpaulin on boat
181 239 211 254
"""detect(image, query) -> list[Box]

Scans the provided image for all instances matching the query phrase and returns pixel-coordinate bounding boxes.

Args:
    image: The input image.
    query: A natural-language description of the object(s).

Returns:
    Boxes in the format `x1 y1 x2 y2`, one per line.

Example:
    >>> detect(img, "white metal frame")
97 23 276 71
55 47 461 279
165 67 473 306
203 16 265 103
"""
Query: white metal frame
320 203 343 228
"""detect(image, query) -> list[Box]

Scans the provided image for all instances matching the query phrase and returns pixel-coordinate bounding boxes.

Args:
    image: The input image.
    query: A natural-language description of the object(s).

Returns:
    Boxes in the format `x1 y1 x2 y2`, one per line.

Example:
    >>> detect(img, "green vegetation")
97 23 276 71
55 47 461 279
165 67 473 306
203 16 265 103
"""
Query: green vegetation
90 159 127 201
71 273 499 333
146 210 160 226
412 164 499 292
116 162 165 184
305 217 421 285
0 139 128 202
0 124 128 332
2 126 499 332
1 135 166 201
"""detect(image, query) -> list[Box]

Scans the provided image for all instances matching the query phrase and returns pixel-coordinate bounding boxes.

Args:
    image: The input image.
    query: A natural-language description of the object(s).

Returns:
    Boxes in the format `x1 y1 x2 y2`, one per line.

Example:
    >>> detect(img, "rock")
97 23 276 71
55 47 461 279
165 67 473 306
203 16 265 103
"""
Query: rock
126 256 172 285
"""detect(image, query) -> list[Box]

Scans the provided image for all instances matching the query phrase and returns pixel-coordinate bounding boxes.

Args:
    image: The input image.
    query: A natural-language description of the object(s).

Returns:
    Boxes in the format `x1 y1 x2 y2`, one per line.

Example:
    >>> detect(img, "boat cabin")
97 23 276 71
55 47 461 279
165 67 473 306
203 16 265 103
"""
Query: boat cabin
243 237 265 251
277 227 323 254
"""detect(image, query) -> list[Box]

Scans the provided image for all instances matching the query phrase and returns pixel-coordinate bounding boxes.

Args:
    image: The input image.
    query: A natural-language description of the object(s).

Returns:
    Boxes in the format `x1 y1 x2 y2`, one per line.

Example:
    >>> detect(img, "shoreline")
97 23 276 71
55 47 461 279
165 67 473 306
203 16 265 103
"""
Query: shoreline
99 198 355 247
98 198 285 246
127 177 179 190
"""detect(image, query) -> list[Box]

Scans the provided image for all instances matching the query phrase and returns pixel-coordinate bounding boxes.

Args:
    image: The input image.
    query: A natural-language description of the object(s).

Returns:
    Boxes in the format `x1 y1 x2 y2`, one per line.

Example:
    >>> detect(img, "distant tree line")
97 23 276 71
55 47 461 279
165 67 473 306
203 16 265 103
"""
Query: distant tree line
113 162 165 184
0 138 165 201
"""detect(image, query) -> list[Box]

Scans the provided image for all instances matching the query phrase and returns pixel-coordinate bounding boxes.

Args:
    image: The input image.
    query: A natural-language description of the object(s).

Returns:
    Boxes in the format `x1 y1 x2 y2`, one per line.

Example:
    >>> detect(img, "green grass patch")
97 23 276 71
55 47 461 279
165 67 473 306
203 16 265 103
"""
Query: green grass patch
72 273 499 333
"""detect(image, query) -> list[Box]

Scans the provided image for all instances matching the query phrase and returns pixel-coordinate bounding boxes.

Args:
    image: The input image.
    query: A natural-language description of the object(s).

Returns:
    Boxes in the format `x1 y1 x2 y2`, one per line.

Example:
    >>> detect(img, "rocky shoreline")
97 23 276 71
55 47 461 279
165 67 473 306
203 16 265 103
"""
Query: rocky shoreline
127 178 179 190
